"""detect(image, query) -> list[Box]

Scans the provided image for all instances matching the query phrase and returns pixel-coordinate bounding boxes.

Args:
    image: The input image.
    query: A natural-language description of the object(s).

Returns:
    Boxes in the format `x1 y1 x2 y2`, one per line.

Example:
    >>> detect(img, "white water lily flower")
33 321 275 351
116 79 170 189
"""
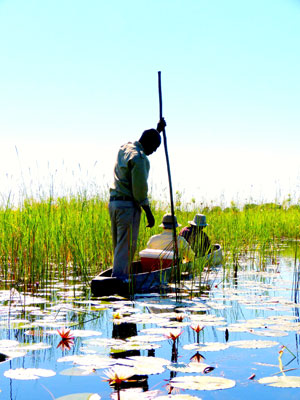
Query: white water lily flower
4 367 56 380
103 365 135 384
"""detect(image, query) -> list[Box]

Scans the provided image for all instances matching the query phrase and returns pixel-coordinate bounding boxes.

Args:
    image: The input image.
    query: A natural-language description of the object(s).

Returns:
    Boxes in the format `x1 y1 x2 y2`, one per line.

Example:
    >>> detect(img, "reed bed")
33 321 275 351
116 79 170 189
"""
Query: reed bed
0 194 300 290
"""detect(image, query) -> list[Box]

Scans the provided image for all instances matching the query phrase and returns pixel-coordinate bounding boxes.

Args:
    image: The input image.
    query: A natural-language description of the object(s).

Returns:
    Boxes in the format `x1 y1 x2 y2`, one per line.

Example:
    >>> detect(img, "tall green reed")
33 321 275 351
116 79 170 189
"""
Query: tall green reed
0 194 112 290
1 191 300 291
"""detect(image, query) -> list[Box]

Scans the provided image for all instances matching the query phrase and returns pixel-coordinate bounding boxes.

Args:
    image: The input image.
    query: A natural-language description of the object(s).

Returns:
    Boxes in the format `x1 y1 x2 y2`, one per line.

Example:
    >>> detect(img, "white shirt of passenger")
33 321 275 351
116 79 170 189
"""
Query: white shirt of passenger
146 229 194 262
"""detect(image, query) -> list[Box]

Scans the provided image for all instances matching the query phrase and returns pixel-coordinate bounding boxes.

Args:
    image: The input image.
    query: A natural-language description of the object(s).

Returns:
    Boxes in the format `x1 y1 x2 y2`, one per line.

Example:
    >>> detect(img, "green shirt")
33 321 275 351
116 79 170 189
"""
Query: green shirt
110 141 150 206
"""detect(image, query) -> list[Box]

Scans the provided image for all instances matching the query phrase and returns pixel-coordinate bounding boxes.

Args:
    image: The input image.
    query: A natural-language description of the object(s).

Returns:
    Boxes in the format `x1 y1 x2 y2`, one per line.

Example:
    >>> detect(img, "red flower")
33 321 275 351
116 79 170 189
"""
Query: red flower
190 351 206 363
190 324 204 333
165 330 183 342
57 328 74 351
57 328 74 340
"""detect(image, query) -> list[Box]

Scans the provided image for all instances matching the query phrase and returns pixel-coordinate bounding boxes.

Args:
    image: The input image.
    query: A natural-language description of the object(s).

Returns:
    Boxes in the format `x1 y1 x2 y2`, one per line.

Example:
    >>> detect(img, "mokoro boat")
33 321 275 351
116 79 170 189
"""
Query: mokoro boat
203 243 223 266
90 244 222 297
91 260 171 297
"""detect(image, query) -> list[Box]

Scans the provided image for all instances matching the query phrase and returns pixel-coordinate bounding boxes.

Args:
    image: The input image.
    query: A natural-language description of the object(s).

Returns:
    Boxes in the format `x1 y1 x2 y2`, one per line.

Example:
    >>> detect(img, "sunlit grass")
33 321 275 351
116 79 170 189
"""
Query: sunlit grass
0 188 300 291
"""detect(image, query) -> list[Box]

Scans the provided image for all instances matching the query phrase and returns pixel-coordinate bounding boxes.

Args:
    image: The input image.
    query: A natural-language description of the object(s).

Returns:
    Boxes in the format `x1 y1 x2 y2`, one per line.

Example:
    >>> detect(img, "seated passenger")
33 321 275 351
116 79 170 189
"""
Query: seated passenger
179 214 211 257
146 214 194 263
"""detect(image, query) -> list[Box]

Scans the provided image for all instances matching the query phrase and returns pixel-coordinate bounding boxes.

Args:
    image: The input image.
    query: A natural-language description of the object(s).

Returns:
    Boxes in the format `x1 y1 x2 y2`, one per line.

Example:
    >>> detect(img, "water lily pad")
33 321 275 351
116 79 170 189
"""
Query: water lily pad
0 349 27 359
158 321 191 329
0 339 20 348
258 376 300 387
269 322 300 332
57 354 115 369
229 340 279 349
206 302 232 310
115 314 163 324
127 356 171 366
120 356 170 375
83 338 125 347
19 342 52 351
4 367 56 380
60 367 96 376
183 342 229 351
25 329 45 336
170 375 235 390
56 393 101 400
32 321 76 328
111 342 160 352
0 339 28 358
155 396 202 399
127 335 166 343
140 328 174 335
2 319 31 329
66 330 102 338
110 388 160 399
168 362 212 373
147 304 176 312
248 329 288 337
189 317 226 327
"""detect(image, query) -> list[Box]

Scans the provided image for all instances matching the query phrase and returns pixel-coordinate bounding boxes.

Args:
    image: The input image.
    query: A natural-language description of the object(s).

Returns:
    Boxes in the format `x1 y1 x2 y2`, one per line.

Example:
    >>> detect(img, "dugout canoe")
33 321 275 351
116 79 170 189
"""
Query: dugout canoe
90 244 222 297
203 243 223 266
90 260 172 297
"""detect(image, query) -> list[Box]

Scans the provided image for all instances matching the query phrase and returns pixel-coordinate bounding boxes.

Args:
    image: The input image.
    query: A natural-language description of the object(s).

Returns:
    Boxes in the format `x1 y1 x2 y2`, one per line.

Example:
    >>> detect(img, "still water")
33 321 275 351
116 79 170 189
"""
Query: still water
0 254 300 400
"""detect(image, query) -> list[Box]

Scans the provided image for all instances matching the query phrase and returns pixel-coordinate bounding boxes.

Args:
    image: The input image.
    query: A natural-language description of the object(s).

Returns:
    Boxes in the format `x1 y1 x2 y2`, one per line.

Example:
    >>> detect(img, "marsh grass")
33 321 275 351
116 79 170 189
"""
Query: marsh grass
1 193 300 292
0 194 112 290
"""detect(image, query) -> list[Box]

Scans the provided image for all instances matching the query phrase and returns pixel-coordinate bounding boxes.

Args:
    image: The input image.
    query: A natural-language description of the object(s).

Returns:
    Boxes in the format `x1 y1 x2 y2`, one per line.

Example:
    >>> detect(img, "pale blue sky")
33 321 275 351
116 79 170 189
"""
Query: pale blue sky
1 0 300 206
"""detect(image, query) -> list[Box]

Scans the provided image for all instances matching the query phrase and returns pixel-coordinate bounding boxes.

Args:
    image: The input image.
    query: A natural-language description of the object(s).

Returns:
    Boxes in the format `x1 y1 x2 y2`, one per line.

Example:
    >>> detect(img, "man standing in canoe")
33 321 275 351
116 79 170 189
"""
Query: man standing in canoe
109 118 166 280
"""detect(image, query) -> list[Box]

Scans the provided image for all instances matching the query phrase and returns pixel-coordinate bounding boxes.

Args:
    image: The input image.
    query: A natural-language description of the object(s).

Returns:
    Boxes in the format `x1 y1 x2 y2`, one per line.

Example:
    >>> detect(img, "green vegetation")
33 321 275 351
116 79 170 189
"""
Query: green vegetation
0 194 300 290
0 194 112 290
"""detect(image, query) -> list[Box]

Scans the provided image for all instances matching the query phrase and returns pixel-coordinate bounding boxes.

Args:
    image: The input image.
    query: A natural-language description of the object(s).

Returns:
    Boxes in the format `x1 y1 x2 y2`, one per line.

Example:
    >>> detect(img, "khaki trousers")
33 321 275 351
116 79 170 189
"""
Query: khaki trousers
109 200 141 279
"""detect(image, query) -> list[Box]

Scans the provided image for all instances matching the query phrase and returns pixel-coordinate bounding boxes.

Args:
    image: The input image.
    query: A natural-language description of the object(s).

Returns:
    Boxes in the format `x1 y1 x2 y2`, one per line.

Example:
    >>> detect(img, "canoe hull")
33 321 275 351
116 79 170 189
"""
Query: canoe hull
91 262 172 297
91 244 222 297
205 243 223 266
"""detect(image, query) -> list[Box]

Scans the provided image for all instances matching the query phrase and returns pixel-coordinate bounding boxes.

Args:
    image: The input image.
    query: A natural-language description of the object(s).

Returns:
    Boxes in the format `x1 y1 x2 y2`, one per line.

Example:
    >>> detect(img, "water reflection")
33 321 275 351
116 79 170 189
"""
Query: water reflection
3 252 300 398
111 322 149 391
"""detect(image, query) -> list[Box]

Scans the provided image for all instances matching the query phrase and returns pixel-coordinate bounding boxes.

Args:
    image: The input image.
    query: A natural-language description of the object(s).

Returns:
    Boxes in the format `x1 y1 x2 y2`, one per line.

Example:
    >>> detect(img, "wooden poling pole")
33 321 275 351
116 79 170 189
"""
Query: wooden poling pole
158 71 180 282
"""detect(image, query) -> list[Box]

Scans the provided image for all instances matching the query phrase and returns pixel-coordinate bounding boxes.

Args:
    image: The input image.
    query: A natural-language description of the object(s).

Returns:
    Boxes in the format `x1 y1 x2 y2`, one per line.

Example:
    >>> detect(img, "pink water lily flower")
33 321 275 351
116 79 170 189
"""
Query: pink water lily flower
190 324 204 333
165 330 183 342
